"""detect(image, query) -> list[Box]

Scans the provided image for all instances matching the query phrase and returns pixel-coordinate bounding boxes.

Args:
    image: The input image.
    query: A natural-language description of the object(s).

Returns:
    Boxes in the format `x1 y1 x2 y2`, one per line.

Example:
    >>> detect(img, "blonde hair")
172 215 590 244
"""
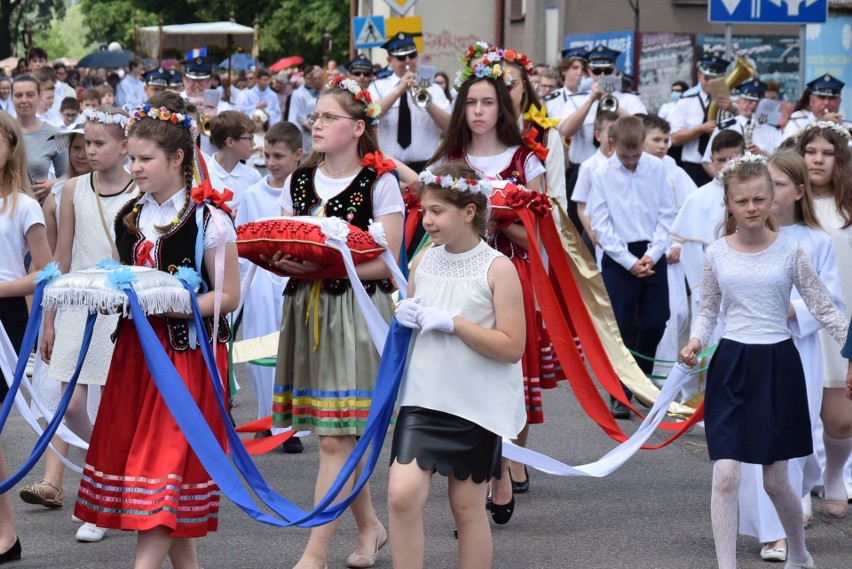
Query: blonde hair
767 152 821 229
0 112 34 217
722 159 777 236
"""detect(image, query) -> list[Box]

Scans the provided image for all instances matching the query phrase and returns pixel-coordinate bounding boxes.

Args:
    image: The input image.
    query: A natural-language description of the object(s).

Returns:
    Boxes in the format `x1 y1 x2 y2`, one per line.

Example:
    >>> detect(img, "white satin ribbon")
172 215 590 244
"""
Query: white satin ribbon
0 320 87 473
502 364 694 477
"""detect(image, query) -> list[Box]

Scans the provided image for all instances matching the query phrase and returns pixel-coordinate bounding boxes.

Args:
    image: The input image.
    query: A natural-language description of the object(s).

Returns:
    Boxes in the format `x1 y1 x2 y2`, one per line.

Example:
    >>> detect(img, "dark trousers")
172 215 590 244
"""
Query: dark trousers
0 296 28 403
564 162 582 236
601 242 670 400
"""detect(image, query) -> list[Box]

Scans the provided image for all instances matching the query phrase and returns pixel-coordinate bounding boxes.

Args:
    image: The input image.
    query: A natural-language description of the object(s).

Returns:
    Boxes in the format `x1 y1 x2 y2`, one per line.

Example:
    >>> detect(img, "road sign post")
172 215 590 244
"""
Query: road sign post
353 16 387 50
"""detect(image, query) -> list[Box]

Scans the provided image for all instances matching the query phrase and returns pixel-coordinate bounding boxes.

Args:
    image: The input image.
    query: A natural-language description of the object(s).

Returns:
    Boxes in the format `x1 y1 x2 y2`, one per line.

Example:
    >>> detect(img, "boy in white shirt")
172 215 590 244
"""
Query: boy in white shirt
587 116 675 419
572 110 618 250
207 110 262 214
234 121 304 453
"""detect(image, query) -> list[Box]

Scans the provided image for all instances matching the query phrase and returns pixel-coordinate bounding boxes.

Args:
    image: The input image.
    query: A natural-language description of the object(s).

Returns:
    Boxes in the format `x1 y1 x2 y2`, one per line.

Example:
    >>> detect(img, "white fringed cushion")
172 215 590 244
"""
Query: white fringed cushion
42 266 191 316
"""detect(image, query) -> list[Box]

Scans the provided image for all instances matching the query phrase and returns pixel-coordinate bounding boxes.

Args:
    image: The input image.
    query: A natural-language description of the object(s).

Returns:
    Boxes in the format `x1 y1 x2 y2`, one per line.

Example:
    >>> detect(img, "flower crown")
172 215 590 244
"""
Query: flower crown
458 41 493 68
82 108 130 129
328 75 382 123
418 170 490 198
795 120 852 143
126 104 199 138
484 47 533 77
719 152 767 184
454 61 514 89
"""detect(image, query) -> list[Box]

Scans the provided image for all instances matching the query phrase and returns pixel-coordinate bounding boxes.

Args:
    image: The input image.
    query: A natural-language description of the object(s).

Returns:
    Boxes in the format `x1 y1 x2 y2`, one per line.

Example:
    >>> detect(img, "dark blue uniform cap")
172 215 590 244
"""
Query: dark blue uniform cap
561 47 589 63
144 67 169 88
346 55 374 73
736 79 766 101
381 32 417 57
588 44 621 69
807 74 844 98
182 56 215 80
697 55 730 77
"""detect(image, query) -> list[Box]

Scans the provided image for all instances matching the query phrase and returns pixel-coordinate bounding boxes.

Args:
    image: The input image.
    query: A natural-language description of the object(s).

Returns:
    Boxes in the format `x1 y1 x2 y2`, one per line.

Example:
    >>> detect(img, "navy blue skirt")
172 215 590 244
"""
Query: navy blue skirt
705 338 812 464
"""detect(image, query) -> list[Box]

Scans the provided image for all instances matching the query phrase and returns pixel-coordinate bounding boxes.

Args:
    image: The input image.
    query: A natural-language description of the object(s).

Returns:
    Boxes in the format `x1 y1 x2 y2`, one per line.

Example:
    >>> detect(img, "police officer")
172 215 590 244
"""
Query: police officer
368 32 451 172
346 54 375 90
670 55 731 186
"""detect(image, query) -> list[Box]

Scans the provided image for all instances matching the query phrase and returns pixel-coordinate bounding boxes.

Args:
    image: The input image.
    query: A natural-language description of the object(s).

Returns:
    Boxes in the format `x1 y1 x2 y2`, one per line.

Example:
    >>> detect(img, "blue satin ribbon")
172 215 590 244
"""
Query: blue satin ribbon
124 282 410 526
0 283 93 494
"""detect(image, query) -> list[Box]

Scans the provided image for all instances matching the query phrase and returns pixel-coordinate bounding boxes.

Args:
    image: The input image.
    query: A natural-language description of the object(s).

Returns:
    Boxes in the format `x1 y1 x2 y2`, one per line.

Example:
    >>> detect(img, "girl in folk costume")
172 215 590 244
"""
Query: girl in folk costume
429 59 544 522
679 155 851 569
390 162 526 569
795 121 852 518
29 108 136 542
74 93 240 569
0 112 52 565
736 152 845 561
264 76 403 569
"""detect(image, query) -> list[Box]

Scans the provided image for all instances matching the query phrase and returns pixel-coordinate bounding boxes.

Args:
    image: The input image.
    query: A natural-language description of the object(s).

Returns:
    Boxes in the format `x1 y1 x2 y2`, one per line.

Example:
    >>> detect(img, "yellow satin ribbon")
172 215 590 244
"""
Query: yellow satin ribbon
523 104 561 130
305 280 323 351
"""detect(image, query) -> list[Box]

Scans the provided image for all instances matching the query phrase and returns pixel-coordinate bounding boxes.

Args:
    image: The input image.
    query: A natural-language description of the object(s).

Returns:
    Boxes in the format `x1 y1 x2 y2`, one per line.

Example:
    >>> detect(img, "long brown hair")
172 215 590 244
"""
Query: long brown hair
767 152 821 229
429 76 523 165
302 87 379 168
123 92 195 233
722 159 777 236
0 112 33 217
795 125 852 228
505 60 542 115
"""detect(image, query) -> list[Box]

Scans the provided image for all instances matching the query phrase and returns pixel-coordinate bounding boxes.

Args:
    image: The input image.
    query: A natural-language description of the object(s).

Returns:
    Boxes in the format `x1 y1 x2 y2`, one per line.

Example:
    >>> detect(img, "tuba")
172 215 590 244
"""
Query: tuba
706 54 757 123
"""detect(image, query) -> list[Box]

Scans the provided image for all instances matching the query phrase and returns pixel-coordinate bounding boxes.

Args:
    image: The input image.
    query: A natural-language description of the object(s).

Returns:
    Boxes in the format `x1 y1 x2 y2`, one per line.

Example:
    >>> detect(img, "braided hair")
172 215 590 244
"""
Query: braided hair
123 91 196 233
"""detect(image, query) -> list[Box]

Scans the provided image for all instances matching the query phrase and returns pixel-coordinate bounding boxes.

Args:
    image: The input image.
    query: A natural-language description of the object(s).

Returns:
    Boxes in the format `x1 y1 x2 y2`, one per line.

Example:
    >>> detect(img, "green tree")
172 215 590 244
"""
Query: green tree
78 0 157 49
0 0 66 58
259 0 349 65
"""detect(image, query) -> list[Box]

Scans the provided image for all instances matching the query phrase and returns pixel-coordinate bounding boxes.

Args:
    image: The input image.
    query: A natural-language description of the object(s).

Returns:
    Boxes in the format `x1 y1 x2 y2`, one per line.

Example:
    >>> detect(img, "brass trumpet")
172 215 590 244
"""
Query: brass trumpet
405 64 431 109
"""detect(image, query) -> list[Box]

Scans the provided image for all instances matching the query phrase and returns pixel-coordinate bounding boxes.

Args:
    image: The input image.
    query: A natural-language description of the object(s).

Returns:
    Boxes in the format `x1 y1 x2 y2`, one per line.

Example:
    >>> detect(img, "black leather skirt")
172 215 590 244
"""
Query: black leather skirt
390 406 501 483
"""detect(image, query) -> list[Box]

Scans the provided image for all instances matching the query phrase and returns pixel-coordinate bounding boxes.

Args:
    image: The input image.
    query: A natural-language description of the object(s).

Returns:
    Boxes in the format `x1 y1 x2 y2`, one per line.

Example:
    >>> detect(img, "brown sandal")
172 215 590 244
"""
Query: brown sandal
19 479 64 508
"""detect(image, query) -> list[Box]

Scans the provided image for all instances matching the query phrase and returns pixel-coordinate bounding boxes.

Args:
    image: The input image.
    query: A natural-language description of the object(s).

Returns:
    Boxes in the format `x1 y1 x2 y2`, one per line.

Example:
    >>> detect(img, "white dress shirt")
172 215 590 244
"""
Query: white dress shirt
287 85 318 154
702 115 782 162
670 89 710 164
0 96 16 116
572 148 609 204
237 85 282 125
207 155 263 214
558 91 647 164
588 152 675 270
115 75 146 108
369 74 451 164
136 188 236 248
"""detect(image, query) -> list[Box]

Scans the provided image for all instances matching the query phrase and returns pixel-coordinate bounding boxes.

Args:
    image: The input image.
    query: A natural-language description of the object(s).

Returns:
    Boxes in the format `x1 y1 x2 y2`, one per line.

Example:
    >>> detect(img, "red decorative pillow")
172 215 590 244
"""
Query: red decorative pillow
489 183 551 227
236 217 385 279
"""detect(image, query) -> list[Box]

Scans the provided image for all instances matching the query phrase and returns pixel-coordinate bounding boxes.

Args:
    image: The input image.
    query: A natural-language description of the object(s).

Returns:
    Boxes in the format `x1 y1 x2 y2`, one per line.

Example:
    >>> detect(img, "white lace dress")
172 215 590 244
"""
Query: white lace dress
691 233 847 463
47 174 135 385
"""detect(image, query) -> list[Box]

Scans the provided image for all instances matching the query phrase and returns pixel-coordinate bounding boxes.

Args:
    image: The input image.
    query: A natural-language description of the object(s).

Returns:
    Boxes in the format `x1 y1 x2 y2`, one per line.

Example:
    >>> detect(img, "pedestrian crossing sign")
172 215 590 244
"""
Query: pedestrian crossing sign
353 16 386 49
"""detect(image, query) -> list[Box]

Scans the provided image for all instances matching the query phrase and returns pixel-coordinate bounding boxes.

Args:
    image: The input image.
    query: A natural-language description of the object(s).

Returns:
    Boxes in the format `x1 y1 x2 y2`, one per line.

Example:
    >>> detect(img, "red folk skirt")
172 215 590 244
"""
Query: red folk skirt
75 317 229 538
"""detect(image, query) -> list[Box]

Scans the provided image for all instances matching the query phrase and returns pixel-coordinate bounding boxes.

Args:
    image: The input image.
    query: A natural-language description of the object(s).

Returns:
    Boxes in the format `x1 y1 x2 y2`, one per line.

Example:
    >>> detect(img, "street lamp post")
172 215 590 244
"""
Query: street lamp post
322 28 333 69
22 21 32 54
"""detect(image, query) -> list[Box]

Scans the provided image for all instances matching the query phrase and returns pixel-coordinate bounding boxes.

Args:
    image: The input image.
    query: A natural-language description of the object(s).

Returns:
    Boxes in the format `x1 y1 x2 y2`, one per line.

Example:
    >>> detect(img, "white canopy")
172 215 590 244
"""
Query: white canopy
136 21 255 58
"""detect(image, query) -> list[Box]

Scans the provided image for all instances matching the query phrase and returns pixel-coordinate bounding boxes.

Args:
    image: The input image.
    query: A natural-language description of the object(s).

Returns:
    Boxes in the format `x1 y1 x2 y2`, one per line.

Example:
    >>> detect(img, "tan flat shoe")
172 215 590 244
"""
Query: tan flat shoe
19 480 64 508
346 524 387 568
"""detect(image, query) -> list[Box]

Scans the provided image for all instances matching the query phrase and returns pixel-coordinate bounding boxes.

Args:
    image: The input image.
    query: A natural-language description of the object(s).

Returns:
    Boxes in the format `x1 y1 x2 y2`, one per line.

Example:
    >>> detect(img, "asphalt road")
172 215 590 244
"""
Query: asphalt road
3 372 851 568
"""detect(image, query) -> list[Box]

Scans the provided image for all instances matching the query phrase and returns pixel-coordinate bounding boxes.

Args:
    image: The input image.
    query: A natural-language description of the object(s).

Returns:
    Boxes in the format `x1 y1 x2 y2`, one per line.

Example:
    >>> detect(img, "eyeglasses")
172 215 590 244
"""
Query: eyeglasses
351 71 373 78
394 52 418 62
590 67 614 76
307 113 358 127
237 135 254 142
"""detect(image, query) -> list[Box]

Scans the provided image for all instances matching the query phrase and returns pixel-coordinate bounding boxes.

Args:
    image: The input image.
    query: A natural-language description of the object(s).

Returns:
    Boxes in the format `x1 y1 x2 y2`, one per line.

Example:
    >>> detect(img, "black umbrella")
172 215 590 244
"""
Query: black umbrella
77 49 131 69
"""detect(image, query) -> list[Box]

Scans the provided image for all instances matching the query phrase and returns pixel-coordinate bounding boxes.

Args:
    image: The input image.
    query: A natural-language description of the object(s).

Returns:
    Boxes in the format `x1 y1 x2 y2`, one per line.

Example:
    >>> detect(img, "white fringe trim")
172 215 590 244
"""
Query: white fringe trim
42 287 191 317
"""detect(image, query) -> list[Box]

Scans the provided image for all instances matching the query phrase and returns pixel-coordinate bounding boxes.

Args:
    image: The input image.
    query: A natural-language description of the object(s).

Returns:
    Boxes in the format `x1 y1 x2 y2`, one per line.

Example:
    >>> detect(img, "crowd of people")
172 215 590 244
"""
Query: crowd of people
0 33 851 569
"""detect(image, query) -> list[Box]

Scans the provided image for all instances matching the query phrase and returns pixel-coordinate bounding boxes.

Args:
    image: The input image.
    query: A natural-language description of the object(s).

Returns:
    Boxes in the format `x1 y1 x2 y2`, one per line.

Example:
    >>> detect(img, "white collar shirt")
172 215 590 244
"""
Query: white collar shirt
561 91 647 164
237 85 282 125
207 154 262 214
670 89 711 164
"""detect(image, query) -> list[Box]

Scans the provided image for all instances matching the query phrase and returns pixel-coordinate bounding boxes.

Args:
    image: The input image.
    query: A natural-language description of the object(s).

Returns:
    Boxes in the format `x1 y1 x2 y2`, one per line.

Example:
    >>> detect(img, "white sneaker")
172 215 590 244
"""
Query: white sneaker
75 523 106 542
845 481 852 501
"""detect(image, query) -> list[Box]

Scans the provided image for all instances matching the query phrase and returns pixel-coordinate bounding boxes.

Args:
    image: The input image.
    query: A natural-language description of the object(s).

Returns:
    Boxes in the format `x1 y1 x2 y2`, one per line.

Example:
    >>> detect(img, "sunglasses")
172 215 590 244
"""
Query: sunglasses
394 52 418 62
351 71 373 78
590 67 614 76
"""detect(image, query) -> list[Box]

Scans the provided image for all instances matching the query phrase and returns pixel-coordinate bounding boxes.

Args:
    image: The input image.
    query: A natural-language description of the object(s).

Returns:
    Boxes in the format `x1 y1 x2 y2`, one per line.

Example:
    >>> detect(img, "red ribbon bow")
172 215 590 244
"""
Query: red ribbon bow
135 240 155 267
361 151 397 176
505 185 551 218
402 187 421 212
191 179 234 214
523 127 550 162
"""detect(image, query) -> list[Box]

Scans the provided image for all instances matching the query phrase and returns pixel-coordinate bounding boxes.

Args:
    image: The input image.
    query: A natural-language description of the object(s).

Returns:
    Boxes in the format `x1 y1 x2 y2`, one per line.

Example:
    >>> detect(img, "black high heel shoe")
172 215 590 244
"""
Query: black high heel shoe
510 466 529 494
0 538 21 564
490 496 515 525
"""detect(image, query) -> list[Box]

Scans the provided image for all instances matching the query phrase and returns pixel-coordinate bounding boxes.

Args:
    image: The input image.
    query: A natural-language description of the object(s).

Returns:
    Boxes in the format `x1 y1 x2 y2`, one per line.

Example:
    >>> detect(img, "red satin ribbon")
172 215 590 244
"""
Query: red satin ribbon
507 186 703 447
361 151 397 176
135 240 155 268
403 189 422 251
231 416 296 455
523 126 550 162
191 179 233 214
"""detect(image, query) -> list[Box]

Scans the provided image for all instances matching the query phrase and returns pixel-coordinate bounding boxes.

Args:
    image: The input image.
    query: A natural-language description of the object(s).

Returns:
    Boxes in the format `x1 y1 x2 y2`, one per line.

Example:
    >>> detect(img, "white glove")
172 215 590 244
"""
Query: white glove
395 297 423 329
417 306 455 335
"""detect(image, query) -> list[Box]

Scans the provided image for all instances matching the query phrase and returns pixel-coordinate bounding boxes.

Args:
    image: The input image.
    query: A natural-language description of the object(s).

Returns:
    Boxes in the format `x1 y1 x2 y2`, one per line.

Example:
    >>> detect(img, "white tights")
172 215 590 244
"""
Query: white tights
711 460 810 569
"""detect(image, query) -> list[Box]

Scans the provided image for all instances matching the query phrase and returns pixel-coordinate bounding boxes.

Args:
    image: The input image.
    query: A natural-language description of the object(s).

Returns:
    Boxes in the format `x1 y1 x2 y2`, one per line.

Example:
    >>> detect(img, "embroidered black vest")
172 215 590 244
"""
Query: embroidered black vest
284 166 395 297
114 196 232 350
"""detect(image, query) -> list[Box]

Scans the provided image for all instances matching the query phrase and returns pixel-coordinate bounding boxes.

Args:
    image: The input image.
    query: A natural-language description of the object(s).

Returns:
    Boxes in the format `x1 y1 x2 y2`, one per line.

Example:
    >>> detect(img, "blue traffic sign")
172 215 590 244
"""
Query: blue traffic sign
708 0 828 24
353 16 386 49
